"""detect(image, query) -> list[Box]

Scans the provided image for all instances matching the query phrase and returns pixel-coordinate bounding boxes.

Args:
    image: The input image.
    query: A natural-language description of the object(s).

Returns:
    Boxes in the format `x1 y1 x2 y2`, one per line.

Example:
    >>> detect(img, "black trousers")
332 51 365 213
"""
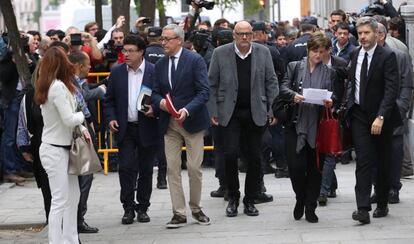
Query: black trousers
33 151 51 223
156 138 167 182
285 127 321 210
77 174 93 224
219 110 265 203
351 105 392 210
212 126 225 186
118 124 155 211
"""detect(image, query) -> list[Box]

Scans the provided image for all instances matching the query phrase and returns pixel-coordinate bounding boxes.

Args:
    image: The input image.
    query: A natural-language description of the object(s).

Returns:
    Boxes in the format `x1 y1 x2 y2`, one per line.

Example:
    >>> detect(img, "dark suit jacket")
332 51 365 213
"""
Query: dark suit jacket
104 62 160 146
152 48 210 135
347 45 401 128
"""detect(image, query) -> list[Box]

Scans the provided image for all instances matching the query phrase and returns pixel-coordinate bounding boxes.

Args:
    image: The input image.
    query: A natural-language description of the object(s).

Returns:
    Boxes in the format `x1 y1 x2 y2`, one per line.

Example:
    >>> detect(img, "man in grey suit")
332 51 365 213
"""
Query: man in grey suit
372 23 413 204
208 21 279 217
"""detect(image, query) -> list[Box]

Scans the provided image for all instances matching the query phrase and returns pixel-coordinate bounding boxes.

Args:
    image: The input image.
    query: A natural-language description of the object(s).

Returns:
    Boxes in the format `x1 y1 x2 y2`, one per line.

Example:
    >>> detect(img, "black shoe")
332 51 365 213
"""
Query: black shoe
293 201 304 220
166 214 187 229
243 202 259 216
224 191 229 201
77 221 99 233
352 210 370 224
253 192 273 204
327 189 337 198
263 164 276 174
305 209 318 223
370 192 377 204
318 195 327 206
226 199 239 217
389 190 400 204
157 179 168 189
137 210 150 223
121 209 135 225
373 207 389 218
210 185 226 198
192 210 211 225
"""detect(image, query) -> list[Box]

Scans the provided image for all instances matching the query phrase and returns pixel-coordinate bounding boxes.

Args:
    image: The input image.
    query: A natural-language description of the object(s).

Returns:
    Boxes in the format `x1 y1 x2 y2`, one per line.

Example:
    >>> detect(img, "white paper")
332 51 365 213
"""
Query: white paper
302 88 332 105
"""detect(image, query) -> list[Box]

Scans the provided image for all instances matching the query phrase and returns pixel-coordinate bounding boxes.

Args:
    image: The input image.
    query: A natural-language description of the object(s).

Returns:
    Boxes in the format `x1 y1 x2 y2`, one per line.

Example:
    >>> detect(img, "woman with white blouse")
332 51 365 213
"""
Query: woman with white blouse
34 46 91 244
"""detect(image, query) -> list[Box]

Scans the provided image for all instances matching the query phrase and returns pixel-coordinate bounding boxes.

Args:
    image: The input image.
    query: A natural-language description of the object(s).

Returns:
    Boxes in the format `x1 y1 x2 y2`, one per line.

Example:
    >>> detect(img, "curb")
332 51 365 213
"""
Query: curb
0 222 45 230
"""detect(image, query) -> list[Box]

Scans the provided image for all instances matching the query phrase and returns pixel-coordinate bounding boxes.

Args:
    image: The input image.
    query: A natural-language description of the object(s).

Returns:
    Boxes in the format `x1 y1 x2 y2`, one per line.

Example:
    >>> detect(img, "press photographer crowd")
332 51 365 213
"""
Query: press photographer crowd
0 0 413 243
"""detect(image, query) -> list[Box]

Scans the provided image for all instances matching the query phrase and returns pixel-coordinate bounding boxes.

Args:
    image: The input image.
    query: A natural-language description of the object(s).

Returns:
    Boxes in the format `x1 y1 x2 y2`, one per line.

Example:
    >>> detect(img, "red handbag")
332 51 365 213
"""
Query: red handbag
316 108 343 170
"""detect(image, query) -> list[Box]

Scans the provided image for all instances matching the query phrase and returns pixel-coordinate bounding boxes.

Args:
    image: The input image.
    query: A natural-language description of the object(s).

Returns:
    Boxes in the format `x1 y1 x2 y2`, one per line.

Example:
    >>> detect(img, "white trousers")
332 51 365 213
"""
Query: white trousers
40 143 80 244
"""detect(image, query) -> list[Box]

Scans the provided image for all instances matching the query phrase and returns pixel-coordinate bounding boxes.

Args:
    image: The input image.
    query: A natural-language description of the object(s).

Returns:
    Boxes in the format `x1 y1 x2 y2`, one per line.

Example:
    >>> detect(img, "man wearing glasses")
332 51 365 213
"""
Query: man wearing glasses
152 24 211 229
104 34 160 225
208 21 278 217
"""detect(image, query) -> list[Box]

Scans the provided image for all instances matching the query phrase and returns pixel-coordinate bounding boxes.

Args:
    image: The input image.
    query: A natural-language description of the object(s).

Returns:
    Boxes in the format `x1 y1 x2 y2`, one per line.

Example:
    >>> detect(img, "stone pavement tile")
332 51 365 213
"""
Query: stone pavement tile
301 229 363 242
361 228 414 240
341 240 414 244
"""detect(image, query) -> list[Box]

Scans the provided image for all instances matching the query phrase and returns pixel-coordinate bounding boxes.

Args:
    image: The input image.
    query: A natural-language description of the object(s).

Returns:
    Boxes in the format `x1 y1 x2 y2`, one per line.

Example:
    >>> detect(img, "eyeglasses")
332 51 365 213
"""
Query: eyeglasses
160 36 179 42
121 48 139 54
235 32 253 37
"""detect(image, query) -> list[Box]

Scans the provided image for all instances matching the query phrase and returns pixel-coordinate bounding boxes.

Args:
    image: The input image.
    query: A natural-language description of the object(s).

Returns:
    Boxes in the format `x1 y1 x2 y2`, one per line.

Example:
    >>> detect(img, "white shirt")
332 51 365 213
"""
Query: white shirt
354 44 377 104
168 47 183 89
234 43 252 60
127 61 145 122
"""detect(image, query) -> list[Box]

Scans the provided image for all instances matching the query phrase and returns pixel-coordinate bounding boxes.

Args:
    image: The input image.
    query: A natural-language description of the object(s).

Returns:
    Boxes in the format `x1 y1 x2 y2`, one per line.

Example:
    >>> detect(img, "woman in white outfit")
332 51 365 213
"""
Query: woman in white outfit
34 46 91 244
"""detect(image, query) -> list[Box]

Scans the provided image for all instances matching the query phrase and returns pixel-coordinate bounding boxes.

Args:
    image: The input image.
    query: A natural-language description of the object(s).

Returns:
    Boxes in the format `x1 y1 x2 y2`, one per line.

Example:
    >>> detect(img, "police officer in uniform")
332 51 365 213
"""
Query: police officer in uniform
145 27 165 64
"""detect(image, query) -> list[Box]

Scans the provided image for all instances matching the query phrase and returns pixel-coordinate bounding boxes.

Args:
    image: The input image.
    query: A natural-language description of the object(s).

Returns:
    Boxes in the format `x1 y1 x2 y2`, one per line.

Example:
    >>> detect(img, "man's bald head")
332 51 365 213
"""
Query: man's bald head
233 21 253 51
234 21 252 32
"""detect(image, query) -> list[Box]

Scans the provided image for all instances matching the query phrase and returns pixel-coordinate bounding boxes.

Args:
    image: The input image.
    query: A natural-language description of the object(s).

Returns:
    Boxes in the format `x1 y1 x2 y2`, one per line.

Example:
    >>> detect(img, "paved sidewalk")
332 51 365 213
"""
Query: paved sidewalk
1 163 414 244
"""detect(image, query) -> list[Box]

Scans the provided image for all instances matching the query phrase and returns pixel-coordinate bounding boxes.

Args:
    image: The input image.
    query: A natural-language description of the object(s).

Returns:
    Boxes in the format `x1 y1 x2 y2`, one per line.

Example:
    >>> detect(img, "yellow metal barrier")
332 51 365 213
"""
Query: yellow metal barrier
88 72 215 176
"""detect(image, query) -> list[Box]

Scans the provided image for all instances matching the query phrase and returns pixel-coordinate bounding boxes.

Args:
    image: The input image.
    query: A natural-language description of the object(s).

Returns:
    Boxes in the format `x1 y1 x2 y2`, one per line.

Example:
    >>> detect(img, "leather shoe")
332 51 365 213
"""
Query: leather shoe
253 192 273 204
373 207 389 218
78 221 99 233
226 199 239 217
305 209 318 223
318 195 327 206
243 202 259 216
352 210 370 224
137 210 150 223
121 209 135 225
388 190 400 204
210 185 226 198
328 189 337 198
156 179 168 189
192 210 211 225
293 201 304 220
274 168 289 178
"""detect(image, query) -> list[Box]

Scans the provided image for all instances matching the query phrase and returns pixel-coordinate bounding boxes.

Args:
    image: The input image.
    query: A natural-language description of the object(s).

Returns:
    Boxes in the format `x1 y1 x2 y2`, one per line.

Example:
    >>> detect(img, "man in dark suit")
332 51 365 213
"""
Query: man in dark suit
104 34 159 225
347 17 401 224
208 21 279 217
152 24 211 229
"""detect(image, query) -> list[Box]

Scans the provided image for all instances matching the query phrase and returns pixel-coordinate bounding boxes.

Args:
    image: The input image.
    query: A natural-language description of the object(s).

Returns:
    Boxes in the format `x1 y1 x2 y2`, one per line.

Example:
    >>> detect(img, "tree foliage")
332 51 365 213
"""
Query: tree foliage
244 0 261 16
215 0 242 17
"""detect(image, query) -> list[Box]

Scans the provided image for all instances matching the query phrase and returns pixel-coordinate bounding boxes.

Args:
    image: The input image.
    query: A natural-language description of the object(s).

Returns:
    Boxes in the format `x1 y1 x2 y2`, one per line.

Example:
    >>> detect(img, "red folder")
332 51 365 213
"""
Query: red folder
165 93 180 118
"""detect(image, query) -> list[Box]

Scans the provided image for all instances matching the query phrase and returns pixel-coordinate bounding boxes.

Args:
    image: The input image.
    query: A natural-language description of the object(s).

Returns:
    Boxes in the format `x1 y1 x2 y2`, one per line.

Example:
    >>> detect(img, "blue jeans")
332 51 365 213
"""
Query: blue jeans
320 154 337 196
0 98 25 175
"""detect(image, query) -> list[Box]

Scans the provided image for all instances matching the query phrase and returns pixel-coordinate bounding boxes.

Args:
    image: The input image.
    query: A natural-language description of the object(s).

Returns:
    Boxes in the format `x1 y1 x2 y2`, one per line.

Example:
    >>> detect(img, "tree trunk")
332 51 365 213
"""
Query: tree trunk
140 0 156 23
0 0 31 87
95 0 103 28
157 0 166 27
112 0 131 32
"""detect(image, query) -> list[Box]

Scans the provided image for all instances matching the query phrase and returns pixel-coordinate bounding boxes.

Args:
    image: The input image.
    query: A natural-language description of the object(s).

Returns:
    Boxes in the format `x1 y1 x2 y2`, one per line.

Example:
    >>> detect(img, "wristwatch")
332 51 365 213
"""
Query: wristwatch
377 115 384 120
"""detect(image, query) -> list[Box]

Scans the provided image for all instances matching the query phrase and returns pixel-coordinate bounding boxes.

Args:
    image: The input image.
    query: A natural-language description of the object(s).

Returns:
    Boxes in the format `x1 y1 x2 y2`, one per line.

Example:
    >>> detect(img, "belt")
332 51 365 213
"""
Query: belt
127 121 139 126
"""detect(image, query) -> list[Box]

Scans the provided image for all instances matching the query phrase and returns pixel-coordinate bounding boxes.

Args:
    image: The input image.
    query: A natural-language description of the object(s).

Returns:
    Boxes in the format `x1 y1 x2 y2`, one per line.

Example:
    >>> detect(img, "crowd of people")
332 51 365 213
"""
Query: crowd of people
1 0 414 243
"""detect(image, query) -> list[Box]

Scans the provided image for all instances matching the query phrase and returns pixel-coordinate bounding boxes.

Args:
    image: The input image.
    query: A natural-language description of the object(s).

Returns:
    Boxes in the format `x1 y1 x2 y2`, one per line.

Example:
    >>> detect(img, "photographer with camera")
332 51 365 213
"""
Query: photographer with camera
102 28 125 67
191 30 214 68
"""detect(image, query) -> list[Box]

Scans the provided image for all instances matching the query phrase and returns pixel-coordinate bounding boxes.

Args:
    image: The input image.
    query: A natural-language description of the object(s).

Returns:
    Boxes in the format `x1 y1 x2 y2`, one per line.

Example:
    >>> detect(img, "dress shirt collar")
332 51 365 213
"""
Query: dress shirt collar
170 47 183 60
360 43 377 57
234 43 252 60
127 59 146 74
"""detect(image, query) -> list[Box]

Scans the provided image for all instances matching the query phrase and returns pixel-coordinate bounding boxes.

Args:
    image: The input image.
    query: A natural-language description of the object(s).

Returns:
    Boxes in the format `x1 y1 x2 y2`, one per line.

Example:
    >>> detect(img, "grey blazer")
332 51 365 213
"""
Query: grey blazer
386 45 414 135
208 42 279 127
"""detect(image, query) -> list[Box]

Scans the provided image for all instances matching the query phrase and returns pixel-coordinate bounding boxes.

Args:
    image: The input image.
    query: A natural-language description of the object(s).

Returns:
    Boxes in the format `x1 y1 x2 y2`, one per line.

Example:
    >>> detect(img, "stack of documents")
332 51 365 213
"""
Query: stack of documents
302 88 333 105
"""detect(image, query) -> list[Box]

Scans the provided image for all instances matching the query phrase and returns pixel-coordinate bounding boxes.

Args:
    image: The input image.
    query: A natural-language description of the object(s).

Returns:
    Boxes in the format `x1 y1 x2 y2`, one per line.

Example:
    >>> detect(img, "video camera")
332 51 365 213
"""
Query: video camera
186 0 215 10
103 40 123 63
189 29 211 52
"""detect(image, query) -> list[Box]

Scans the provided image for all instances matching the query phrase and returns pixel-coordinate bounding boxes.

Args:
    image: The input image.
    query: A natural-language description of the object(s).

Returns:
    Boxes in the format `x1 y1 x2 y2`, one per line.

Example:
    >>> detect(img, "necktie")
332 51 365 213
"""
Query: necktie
170 56 176 88
359 52 368 106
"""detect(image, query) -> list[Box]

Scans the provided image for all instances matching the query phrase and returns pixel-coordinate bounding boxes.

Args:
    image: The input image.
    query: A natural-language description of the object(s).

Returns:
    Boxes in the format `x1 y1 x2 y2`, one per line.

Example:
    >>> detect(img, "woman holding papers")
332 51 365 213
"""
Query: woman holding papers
277 33 341 223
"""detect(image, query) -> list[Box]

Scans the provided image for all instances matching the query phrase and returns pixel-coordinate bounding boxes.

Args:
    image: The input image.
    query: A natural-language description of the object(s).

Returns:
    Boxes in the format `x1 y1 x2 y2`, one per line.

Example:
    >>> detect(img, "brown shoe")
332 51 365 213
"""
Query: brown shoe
4 174 26 184
17 171 34 178
192 210 211 225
